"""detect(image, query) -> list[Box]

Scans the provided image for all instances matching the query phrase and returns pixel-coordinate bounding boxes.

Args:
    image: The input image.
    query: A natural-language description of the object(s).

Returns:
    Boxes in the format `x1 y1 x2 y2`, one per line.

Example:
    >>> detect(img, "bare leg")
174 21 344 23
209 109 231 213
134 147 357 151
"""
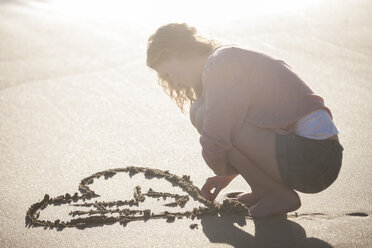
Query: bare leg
229 148 300 218
192 101 300 217
225 147 267 207
228 122 301 218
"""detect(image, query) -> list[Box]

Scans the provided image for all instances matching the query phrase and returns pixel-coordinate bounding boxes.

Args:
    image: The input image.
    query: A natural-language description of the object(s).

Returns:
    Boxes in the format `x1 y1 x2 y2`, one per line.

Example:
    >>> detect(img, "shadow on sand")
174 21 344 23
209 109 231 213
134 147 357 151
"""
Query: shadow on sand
201 213 332 248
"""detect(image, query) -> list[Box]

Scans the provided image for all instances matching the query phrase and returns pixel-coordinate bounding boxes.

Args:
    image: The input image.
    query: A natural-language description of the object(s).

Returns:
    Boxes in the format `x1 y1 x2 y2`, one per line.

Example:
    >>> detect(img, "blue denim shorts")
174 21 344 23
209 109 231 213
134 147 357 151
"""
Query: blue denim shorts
275 133 344 193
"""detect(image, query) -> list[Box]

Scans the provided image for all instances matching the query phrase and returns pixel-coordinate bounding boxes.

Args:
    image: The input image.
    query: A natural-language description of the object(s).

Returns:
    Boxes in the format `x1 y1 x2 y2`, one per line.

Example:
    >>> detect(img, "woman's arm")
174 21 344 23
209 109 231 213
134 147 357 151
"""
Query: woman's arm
200 49 249 176
190 98 205 134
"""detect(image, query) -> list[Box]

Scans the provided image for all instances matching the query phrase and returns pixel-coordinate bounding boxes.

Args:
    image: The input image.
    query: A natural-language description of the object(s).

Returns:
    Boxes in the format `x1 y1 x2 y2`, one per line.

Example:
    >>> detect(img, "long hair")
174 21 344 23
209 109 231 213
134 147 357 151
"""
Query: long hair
146 23 221 113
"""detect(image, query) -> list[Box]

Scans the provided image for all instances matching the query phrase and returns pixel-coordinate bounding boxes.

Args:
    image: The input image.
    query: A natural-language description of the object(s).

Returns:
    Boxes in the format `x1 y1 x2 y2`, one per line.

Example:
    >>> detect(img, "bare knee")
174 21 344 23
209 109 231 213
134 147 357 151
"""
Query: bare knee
228 147 251 173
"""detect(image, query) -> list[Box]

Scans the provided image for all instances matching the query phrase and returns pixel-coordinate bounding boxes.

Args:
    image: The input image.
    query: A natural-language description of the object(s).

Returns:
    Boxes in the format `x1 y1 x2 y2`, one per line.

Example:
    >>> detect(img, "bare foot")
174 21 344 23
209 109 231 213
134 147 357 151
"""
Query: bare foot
237 191 266 207
249 191 301 218
225 191 245 198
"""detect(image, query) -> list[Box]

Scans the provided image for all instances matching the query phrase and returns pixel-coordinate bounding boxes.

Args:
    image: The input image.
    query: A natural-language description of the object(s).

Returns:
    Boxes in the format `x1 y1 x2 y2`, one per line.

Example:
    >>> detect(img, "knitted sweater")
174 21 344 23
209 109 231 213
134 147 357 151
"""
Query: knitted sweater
200 45 332 176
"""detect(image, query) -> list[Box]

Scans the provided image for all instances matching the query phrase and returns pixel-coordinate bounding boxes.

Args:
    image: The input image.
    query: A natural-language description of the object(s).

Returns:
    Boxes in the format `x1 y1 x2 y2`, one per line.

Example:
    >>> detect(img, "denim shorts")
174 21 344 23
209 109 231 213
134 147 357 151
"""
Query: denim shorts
275 133 344 193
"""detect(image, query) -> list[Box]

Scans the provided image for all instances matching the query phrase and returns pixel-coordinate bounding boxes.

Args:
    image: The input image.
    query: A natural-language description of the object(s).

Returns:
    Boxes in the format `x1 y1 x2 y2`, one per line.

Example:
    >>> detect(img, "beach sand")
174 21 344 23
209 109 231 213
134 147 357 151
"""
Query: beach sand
0 0 371 247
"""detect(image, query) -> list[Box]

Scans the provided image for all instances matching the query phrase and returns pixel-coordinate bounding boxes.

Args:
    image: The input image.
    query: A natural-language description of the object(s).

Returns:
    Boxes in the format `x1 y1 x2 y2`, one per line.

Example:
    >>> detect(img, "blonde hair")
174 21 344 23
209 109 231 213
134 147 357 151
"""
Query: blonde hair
146 23 221 113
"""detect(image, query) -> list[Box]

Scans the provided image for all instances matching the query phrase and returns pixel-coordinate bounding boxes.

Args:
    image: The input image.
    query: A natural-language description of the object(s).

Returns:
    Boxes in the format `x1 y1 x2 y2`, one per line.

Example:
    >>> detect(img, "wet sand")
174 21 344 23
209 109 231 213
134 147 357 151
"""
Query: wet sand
1 0 371 247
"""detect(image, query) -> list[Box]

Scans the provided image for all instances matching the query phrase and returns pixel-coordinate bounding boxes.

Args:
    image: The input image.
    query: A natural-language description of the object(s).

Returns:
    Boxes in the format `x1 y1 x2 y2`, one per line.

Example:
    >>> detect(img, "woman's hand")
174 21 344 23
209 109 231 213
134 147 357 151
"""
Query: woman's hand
201 174 238 202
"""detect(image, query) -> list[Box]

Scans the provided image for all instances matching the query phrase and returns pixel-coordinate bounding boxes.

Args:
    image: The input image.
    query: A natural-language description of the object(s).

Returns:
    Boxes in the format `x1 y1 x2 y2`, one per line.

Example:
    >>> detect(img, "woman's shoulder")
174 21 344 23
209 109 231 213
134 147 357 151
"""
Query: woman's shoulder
205 44 278 69
202 45 257 87
207 44 242 63
204 44 244 72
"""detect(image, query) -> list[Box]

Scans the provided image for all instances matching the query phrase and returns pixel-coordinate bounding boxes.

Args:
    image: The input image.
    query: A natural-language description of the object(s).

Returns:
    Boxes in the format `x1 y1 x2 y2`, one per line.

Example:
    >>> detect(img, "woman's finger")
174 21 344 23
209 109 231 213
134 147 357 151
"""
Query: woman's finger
200 186 207 197
210 186 222 202
201 180 216 201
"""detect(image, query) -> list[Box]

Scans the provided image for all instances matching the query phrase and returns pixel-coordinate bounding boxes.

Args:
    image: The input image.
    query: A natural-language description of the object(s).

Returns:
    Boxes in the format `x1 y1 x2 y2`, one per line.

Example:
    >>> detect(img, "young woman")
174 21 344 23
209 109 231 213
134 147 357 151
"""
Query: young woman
146 23 343 218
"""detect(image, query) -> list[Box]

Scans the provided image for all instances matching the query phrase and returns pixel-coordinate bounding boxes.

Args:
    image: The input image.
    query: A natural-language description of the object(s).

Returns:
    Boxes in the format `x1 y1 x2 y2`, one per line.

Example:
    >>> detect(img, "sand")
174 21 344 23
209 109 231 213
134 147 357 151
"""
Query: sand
1 0 371 247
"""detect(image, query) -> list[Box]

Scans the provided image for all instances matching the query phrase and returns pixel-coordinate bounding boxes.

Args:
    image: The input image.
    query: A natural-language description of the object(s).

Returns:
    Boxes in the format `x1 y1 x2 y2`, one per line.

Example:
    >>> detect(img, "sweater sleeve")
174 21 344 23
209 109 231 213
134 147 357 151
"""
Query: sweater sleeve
200 49 251 176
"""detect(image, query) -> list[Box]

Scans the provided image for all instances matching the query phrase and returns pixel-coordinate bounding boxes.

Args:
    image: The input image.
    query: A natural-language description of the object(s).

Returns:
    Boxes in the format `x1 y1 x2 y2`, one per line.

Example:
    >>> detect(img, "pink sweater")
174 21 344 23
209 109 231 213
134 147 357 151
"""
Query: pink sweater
200 45 332 176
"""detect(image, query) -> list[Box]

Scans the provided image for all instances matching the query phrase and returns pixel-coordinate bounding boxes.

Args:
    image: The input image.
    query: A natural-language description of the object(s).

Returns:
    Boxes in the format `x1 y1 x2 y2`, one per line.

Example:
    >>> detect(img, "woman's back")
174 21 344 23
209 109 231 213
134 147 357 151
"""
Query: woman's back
202 45 332 135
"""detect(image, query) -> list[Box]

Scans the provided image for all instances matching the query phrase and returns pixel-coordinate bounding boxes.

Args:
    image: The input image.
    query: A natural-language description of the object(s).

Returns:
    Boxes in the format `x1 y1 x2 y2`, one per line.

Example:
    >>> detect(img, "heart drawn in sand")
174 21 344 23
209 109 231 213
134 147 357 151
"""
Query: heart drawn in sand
26 166 249 230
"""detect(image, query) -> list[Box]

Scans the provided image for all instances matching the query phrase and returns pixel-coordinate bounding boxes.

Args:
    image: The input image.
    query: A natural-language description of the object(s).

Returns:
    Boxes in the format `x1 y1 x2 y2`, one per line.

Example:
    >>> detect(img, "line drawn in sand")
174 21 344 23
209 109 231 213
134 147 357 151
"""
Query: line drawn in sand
26 166 250 230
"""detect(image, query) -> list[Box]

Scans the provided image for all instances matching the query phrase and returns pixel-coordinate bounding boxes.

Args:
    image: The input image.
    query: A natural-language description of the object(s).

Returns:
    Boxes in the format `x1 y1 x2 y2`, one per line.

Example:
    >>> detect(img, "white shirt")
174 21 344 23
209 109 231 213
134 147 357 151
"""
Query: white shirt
294 110 339 139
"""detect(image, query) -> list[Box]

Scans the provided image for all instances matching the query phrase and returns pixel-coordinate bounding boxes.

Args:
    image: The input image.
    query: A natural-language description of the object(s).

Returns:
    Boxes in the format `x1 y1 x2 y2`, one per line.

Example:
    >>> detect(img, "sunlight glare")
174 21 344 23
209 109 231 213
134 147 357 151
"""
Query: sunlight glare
32 0 323 26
